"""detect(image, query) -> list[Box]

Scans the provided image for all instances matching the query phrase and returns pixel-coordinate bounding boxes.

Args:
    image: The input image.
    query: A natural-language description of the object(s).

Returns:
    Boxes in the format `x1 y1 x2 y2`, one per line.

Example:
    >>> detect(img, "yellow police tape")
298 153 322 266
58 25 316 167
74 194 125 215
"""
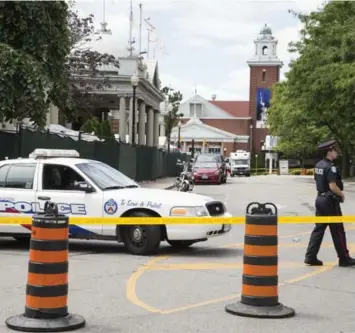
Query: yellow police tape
0 215 354 225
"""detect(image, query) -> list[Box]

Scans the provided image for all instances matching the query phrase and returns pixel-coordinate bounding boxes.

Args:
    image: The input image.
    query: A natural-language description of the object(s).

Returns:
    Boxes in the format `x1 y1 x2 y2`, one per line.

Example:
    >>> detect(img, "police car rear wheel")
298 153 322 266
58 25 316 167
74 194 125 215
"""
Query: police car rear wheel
121 212 161 255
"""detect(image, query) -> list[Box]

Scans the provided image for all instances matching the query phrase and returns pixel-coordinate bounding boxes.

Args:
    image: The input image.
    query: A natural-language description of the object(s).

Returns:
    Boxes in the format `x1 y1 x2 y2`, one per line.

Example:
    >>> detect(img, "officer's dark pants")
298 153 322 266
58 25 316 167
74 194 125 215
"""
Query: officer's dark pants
305 195 350 260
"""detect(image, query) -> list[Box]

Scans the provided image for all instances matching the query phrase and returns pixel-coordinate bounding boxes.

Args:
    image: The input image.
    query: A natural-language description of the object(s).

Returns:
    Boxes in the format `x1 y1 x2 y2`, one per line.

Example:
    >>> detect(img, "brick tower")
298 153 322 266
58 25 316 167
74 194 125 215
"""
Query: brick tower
247 24 283 153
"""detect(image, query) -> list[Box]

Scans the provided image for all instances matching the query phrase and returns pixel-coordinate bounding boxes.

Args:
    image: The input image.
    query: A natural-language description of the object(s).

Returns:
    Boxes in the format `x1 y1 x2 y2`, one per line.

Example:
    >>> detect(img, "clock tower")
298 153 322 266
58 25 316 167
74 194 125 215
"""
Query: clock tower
247 24 283 152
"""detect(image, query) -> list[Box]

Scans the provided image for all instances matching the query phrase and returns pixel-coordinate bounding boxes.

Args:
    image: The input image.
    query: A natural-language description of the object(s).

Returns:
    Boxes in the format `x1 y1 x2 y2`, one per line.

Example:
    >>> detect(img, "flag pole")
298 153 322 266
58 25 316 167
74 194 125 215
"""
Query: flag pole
129 0 133 56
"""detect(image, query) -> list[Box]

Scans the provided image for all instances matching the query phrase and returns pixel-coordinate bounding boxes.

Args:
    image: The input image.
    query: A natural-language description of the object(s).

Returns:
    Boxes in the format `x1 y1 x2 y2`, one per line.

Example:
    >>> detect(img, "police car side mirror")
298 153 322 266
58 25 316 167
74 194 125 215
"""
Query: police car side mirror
74 181 94 193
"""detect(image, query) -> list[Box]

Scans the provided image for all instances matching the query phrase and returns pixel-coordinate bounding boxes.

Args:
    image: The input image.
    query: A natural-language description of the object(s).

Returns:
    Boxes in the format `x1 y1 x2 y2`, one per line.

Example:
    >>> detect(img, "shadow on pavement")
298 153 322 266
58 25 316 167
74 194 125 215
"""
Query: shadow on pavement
157 244 242 258
0 238 241 258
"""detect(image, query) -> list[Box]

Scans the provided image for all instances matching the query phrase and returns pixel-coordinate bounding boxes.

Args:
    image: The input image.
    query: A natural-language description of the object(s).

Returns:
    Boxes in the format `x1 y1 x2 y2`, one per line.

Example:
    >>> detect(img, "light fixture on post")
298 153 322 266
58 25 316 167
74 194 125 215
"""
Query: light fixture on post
130 73 139 144
167 102 173 153
177 120 182 149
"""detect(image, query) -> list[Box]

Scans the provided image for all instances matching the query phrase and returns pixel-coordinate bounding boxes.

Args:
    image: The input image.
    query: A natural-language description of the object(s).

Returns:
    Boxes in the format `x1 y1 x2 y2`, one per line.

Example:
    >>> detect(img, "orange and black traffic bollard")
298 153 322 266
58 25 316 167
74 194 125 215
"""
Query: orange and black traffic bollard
225 202 295 318
6 202 86 332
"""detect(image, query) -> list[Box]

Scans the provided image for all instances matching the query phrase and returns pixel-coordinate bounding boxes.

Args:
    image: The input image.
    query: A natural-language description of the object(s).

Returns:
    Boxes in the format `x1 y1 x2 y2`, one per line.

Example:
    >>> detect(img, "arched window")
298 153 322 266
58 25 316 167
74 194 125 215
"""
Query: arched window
262 46 268 55
262 70 266 82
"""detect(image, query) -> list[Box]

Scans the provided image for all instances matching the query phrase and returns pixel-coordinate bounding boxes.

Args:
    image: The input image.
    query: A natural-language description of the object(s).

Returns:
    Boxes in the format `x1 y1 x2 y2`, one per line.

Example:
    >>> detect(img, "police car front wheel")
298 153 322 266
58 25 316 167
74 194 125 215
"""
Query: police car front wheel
120 212 161 255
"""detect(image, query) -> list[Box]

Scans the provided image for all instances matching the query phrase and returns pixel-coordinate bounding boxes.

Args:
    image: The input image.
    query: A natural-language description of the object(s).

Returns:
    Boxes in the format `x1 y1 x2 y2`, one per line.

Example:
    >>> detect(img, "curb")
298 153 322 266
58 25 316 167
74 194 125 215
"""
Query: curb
165 185 175 190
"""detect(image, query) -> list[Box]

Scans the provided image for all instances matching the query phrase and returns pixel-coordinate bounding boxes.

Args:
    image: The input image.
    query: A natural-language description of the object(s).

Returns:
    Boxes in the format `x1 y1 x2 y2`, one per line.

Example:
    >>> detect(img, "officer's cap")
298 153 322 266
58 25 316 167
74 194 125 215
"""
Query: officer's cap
317 139 337 151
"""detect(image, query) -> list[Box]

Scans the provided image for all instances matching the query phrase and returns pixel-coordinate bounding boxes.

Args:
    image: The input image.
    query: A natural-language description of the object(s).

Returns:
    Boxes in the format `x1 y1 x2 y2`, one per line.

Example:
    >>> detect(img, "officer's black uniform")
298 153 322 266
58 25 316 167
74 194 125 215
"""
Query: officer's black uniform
304 140 355 267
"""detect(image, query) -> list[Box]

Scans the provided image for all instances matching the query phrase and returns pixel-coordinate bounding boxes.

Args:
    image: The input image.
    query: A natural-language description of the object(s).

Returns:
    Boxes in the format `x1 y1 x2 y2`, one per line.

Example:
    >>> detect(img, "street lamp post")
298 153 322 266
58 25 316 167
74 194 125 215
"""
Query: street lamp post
130 73 139 144
167 103 173 153
177 120 181 149
249 124 253 153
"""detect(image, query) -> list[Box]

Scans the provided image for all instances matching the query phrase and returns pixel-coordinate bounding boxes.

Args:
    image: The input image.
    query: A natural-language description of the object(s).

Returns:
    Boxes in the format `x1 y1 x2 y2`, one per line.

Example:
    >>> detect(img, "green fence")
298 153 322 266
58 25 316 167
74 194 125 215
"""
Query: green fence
0 128 187 182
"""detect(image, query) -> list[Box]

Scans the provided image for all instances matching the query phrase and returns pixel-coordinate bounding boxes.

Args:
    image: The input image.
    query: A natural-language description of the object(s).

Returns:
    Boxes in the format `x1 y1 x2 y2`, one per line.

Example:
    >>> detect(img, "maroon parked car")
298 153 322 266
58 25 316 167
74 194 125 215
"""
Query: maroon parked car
193 154 226 184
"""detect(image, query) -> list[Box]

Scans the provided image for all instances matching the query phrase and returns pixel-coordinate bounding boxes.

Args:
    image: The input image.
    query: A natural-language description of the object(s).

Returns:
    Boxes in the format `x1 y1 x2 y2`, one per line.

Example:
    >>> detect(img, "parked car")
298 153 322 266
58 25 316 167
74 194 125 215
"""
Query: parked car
194 153 227 183
193 161 224 184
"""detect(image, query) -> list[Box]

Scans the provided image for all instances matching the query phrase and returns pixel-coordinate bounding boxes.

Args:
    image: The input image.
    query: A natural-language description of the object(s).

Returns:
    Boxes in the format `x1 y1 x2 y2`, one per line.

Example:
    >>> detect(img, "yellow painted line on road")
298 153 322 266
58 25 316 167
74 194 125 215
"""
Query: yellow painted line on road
160 294 240 315
126 231 354 315
147 261 307 271
227 242 355 249
284 262 337 284
126 256 167 314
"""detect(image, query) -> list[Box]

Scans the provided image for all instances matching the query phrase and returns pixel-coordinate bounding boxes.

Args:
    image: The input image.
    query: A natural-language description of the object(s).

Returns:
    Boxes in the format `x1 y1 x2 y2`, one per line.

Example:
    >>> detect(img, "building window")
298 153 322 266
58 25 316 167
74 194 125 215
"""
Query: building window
125 97 130 110
189 103 203 117
208 147 221 154
262 46 268 55
262 70 266 82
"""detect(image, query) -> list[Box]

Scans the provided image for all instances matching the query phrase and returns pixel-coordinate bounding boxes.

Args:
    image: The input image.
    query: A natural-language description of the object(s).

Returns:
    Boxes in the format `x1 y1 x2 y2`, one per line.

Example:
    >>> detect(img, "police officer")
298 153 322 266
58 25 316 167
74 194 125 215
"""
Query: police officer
304 140 355 267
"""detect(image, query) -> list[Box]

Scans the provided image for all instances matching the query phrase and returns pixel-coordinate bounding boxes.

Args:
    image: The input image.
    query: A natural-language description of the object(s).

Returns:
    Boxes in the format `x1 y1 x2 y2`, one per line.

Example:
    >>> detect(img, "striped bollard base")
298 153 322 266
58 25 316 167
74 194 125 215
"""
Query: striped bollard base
225 202 295 319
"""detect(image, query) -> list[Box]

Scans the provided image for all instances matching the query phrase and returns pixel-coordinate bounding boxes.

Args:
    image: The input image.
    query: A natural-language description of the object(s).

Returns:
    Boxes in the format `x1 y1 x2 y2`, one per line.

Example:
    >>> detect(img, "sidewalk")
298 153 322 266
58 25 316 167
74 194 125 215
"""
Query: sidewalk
138 177 176 190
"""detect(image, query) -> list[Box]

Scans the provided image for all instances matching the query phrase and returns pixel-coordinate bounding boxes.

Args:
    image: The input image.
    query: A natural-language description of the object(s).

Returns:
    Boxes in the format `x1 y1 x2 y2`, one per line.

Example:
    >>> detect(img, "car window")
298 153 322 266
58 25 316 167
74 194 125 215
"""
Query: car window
195 162 218 168
42 164 85 191
196 155 218 162
0 164 10 187
76 161 138 190
4 164 36 189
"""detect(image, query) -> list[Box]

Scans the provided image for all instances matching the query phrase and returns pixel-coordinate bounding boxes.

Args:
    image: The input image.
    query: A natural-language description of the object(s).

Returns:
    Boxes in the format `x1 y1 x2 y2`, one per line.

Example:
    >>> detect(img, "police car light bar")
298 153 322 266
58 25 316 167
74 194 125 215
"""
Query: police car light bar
29 149 80 159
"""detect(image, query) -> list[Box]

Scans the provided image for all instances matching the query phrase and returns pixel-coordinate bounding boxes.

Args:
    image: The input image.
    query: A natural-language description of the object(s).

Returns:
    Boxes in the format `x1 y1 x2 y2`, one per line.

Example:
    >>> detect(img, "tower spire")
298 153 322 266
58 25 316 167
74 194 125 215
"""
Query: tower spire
100 0 111 34
247 23 282 67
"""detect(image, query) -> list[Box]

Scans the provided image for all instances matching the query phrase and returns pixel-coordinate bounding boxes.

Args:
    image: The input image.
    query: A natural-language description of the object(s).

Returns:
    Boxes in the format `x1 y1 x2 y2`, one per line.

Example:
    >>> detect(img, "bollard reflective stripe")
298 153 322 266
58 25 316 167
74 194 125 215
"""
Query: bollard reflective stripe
5 202 86 332
225 202 296 319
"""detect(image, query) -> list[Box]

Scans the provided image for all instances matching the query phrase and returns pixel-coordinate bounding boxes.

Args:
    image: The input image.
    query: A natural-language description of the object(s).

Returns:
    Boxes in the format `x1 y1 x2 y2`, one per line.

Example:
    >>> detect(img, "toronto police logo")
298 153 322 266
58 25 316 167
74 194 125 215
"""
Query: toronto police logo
104 199 118 215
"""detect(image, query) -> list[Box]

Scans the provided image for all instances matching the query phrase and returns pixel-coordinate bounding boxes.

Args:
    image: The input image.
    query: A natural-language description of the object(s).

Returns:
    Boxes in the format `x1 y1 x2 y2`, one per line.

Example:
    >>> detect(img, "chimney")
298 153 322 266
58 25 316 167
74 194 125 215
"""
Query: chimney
211 94 216 101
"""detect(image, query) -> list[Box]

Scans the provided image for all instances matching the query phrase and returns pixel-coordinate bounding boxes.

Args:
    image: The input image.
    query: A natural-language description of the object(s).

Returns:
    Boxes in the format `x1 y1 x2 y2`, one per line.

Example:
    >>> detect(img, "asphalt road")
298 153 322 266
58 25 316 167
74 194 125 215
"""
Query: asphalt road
1 175 355 333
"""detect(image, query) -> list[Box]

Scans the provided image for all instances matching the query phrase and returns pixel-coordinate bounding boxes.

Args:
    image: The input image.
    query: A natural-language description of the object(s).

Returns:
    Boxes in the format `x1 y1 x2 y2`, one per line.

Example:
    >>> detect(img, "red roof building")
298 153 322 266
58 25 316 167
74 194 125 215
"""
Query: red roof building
170 24 283 156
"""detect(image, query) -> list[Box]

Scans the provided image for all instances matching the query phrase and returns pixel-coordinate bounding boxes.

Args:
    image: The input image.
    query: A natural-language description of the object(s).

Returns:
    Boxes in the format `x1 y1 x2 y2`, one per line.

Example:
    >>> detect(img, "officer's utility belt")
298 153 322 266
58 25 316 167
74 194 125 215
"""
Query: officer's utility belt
318 191 340 201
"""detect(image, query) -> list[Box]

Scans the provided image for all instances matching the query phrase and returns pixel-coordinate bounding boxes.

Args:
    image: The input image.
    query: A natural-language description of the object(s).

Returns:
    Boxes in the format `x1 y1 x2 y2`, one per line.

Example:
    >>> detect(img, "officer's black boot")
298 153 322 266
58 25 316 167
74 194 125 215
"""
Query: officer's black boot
339 256 355 267
304 257 323 266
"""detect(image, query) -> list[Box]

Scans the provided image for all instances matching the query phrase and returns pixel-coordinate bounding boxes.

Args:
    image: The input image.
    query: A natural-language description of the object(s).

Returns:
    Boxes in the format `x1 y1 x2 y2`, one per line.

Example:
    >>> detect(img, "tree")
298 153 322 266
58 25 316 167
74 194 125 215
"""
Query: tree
267 81 329 166
80 117 115 140
160 86 183 141
56 0 119 124
0 1 71 127
268 1 355 174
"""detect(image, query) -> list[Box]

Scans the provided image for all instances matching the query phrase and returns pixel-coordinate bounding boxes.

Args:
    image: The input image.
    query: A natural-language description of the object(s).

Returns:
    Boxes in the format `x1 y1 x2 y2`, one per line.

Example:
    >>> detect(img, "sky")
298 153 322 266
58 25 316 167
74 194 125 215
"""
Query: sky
75 0 325 102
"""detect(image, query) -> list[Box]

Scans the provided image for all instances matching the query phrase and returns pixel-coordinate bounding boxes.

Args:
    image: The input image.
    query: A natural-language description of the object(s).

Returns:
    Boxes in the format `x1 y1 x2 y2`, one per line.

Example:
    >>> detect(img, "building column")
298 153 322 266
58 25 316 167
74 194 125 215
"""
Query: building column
138 101 146 145
147 107 154 147
111 109 120 134
50 104 59 124
119 97 126 141
159 114 165 136
183 141 187 153
153 111 160 147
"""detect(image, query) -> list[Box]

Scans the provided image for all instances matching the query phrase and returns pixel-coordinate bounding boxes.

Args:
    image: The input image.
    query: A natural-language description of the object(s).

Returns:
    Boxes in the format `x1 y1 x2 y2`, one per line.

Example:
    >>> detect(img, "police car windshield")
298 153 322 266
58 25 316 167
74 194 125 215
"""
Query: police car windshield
76 162 139 190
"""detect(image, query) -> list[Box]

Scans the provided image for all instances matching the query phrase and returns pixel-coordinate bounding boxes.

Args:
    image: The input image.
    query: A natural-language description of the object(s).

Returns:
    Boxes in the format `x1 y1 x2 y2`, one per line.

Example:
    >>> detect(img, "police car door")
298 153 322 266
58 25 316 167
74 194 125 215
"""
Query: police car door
0 162 38 235
36 162 103 236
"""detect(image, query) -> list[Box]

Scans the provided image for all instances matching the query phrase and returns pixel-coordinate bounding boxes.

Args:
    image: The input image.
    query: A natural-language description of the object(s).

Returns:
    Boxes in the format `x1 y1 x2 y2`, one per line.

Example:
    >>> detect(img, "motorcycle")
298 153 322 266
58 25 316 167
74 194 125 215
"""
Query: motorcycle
174 160 194 192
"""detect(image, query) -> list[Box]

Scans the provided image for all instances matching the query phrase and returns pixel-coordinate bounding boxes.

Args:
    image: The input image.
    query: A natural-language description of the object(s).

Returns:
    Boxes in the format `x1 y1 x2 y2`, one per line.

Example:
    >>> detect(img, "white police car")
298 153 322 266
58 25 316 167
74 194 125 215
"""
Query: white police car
0 149 232 255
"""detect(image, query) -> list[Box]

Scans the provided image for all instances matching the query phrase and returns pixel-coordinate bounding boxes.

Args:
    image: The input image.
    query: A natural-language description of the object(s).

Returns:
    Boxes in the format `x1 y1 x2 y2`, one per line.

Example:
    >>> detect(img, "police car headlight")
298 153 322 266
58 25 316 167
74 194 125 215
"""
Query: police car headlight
170 206 209 217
